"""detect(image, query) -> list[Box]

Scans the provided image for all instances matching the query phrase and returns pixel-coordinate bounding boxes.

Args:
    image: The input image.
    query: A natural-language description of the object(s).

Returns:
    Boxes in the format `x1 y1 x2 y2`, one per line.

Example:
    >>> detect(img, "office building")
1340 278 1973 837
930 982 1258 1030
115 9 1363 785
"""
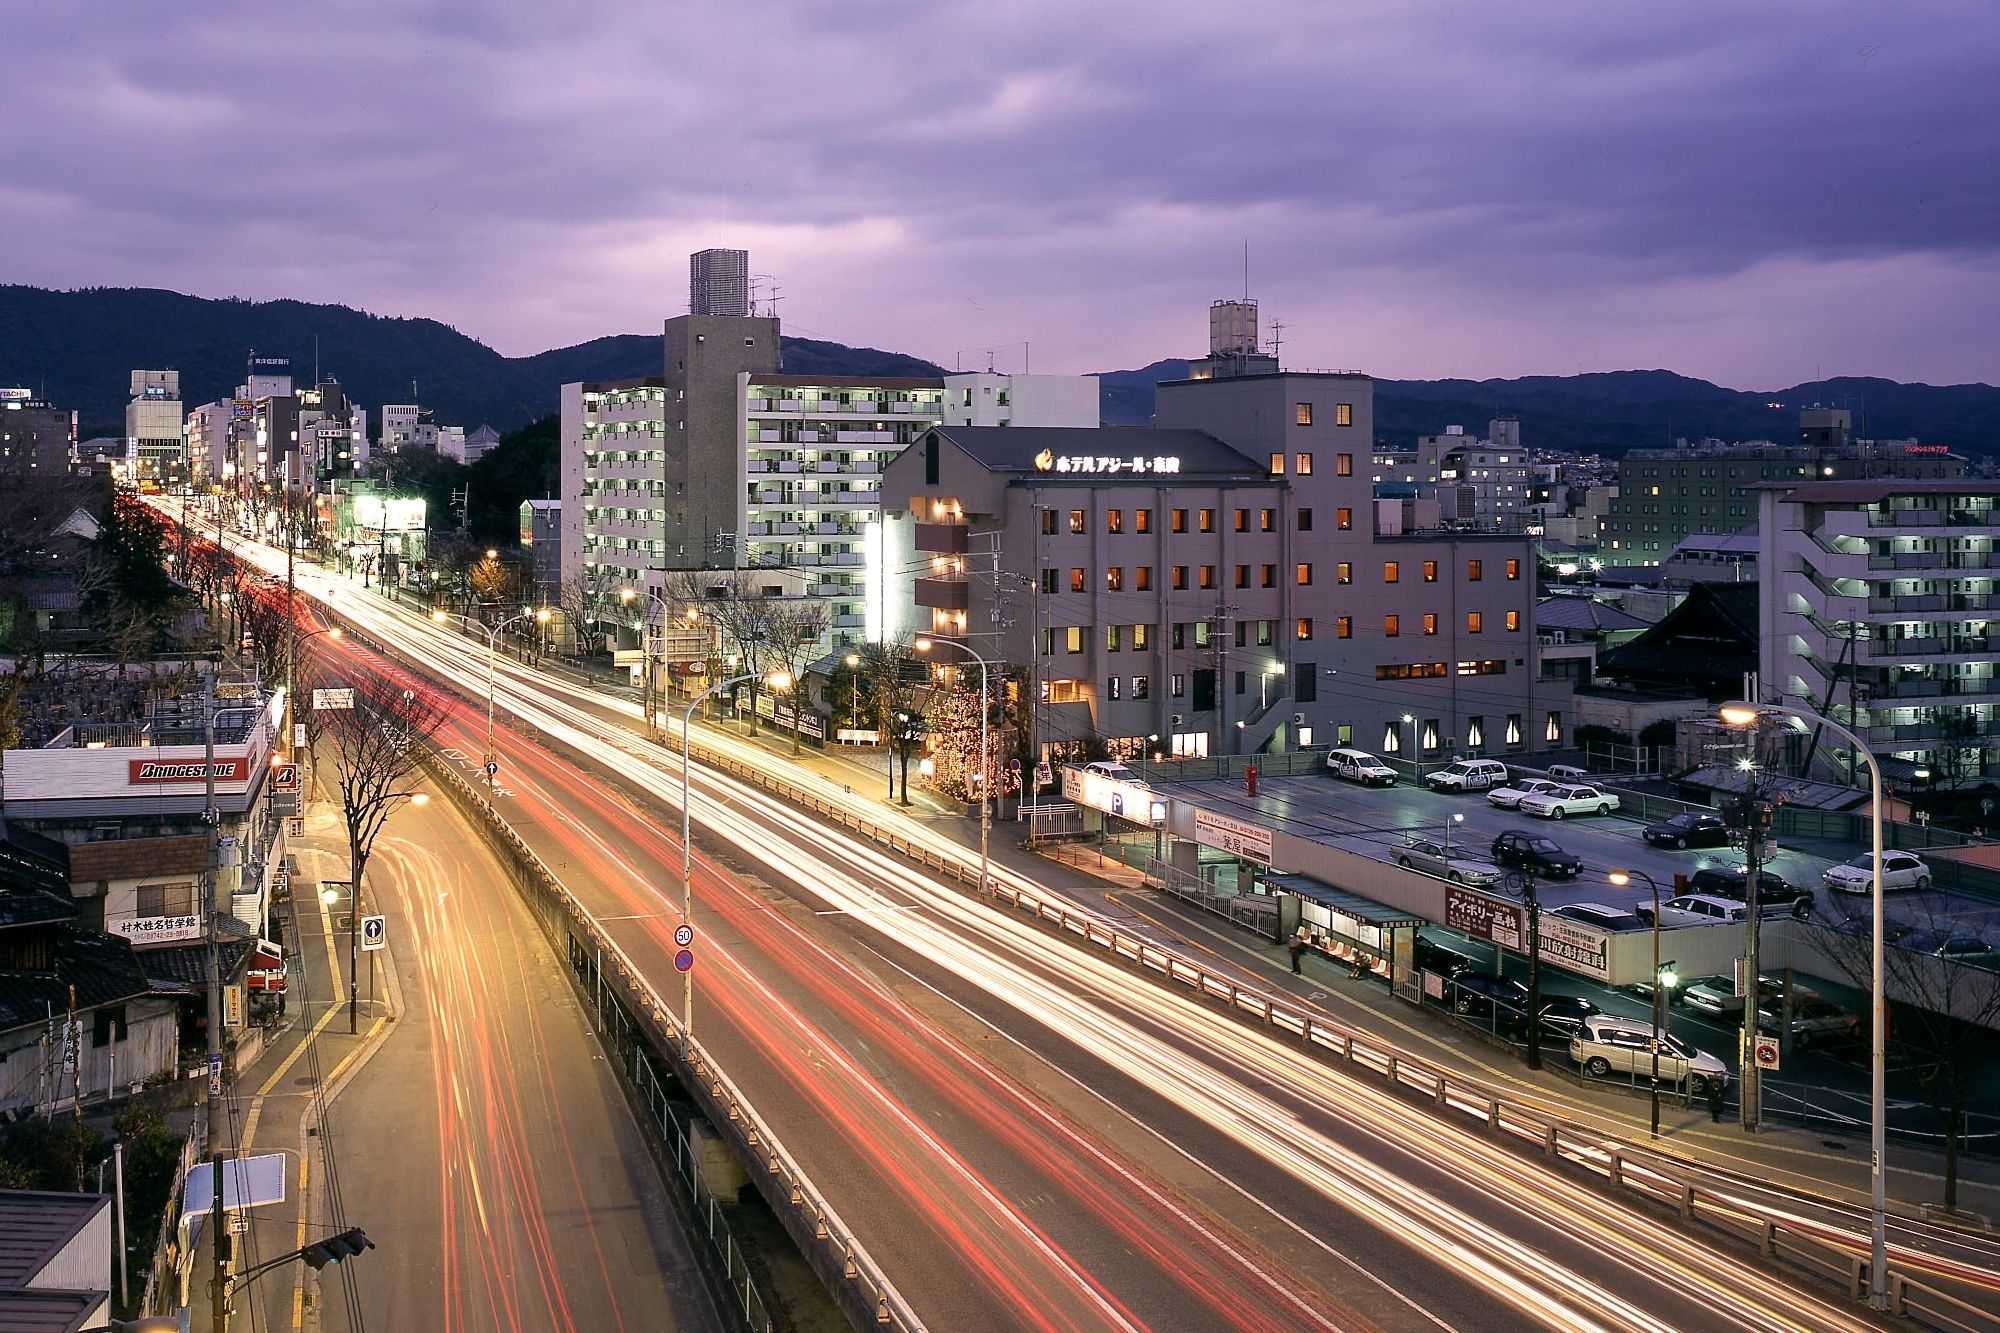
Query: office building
125 370 183 482
1374 418 1533 530
0 390 75 473
1759 478 2000 784
690 247 751 317
1603 407 1967 564
884 369 1559 763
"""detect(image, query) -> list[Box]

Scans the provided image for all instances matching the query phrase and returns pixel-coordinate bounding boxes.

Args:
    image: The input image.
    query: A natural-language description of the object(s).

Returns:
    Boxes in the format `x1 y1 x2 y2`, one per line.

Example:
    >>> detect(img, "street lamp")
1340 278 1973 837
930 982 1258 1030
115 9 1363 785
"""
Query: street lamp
915 636 994 897
430 607 552 776
1402 712 1419 779
282 623 343 762
1609 868 1674 1138
844 653 861 736
1720 699 1888 1307
679 670 788 1054
324 792 427 1034
1444 810 1464 851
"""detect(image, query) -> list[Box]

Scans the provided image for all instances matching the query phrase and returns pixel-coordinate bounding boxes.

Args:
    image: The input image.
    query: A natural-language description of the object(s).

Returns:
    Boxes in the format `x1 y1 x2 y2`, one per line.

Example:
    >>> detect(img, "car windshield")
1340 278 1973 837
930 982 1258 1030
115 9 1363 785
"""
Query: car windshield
1670 814 1707 828
1840 855 1874 869
1660 1034 1695 1058
1528 838 1561 853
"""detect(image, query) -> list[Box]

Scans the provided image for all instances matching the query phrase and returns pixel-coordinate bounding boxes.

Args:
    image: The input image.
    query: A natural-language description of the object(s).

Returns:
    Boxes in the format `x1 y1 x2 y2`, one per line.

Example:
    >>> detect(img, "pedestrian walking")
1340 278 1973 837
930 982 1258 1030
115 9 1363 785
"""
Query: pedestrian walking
1706 1077 1725 1123
1288 935 1305 974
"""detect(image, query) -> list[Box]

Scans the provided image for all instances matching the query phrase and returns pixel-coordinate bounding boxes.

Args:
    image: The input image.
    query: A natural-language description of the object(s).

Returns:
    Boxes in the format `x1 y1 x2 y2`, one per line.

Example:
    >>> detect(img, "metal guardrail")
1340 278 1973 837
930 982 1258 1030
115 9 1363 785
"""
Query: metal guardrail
349 610 1993 1327
397 664 925 1331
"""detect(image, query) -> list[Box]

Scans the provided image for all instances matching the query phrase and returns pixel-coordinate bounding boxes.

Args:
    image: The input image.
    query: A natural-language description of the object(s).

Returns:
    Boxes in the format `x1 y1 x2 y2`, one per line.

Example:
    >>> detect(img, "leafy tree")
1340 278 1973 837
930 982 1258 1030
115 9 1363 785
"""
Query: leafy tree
465 416 559 544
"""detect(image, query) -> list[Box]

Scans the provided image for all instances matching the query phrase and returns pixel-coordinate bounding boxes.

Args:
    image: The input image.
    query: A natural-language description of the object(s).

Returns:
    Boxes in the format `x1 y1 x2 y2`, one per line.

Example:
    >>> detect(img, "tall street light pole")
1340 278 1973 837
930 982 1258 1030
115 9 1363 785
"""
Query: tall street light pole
1402 712 1418 780
680 670 786 1055
337 790 427 1035
1610 868 1673 1138
916 636 992 895
431 607 550 776
1721 700 1887 1308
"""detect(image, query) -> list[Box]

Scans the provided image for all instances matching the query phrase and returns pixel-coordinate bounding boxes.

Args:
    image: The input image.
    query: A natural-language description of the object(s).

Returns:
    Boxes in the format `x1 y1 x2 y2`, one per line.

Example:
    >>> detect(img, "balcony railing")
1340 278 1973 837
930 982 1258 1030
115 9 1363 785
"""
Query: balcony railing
915 521 970 554
915 576 970 611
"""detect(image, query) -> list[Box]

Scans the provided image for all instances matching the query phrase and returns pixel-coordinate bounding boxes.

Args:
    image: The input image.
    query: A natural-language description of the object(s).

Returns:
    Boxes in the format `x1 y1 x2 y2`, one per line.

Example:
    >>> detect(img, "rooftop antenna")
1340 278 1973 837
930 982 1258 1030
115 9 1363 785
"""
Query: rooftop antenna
1266 318 1285 366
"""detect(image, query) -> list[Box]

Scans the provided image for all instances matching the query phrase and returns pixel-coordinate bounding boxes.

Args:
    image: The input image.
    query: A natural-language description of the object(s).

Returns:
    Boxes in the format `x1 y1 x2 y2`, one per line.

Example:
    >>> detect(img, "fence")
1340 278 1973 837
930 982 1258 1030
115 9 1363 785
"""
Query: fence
344 608 1997 1329
139 1121 202 1316
1143 857 1280 935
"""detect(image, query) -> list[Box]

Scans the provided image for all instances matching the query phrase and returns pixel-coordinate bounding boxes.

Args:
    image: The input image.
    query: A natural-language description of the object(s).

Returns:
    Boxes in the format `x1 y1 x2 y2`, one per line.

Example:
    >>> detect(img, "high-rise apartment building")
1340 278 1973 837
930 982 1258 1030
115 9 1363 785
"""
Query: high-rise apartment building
1759 479 2000 785
689 248 751 317
1374 418 1533 530
562 255 1098 648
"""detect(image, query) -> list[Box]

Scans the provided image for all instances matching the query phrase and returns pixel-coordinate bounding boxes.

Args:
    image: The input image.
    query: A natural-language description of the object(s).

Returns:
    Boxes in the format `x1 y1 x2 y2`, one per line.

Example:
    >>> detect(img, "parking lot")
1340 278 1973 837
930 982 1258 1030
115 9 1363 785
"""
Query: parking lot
1173 765 2000 943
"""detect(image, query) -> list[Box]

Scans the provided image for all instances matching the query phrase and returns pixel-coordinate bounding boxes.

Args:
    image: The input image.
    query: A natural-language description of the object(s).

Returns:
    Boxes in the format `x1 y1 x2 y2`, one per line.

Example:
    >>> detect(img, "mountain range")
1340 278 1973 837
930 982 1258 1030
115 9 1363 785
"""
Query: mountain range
4 285 1996 455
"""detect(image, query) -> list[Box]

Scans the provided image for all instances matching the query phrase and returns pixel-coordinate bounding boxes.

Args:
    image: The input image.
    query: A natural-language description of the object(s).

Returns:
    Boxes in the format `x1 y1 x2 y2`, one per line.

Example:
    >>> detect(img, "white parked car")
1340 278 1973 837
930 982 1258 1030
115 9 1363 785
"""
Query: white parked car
1082 761 1148 788
1823 851 1931 895
1569 1015 1729 1093
1326 748 1398 786
1546 764 1592 782
1394 838 1503 887
1638 894 1748 928
1516 783 1621 820
1487 779 1562 810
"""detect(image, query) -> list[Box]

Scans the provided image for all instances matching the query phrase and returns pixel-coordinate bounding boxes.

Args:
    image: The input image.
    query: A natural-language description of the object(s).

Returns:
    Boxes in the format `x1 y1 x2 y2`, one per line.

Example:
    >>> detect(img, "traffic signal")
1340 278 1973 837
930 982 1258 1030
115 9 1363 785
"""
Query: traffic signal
301 1228 374 1270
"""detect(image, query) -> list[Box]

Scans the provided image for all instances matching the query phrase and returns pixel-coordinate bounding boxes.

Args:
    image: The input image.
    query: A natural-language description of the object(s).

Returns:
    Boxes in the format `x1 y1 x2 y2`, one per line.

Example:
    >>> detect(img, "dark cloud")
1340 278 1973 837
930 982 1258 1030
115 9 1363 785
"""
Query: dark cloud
2 1 1994 386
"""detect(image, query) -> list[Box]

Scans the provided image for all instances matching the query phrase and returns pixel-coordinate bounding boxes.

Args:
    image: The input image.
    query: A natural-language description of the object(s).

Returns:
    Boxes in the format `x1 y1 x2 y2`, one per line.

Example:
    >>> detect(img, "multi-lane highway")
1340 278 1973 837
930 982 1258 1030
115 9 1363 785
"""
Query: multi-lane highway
176 505 1957 1330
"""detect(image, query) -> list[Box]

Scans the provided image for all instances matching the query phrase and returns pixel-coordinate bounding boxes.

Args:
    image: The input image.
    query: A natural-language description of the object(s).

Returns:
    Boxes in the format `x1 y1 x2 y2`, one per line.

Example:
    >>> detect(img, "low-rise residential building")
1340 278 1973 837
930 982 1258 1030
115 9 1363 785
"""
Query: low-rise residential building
520 498 561 602
1759 478 2000 785
0 1189 114 1329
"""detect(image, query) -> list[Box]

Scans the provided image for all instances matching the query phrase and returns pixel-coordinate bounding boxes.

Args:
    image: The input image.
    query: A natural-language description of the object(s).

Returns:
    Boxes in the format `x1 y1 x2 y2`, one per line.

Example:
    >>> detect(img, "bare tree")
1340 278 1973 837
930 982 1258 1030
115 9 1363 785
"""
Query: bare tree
1815 901 2000 1211
764 601 831 754
310 673 451 899
557 568 622 660
664 570 779 734
845 637 929 805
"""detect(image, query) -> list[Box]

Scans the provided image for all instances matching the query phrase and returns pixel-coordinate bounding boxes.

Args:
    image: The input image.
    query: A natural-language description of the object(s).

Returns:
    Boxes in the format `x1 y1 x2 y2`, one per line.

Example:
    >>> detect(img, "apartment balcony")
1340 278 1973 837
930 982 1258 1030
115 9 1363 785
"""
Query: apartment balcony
830 552 865 567
1867 548 1997 572
1869 675 2000 703
752 487 786 504
833 613 866 629
1868 591 1996 616
1866 720 2000 745
1864 634 1998 661
915 576 970 611
835 430 895 445
812 521 851 536
810 582 845 597
915 521 970 554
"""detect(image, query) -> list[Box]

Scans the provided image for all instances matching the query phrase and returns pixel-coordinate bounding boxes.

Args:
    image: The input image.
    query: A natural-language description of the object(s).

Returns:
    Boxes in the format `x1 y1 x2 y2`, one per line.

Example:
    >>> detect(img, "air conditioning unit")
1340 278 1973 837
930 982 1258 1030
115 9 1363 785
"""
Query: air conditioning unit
1171 714 1184 728
1292 712 1306 725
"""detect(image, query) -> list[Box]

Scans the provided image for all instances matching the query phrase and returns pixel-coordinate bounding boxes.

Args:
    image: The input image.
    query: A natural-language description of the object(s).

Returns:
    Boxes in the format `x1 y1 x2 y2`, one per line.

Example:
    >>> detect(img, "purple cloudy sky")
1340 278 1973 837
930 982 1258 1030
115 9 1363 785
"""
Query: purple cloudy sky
6 2 1995 387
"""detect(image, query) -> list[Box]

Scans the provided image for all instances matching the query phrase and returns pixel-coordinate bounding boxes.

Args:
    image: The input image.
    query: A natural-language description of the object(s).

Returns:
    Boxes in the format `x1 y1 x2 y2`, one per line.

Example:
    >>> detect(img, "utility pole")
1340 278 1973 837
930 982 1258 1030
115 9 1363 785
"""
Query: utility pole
1740 737 1767 1131
202 678 229 1333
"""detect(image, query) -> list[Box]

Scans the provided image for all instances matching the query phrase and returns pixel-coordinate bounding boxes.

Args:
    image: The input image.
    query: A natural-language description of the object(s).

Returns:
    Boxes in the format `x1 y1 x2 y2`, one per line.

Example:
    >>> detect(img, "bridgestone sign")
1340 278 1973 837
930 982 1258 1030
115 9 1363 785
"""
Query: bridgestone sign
129 758 250 784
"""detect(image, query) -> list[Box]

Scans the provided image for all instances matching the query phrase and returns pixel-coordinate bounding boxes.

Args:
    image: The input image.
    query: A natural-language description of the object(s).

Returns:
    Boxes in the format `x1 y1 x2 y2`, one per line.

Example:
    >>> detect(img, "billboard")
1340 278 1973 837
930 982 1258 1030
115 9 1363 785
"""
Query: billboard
129 757 250 785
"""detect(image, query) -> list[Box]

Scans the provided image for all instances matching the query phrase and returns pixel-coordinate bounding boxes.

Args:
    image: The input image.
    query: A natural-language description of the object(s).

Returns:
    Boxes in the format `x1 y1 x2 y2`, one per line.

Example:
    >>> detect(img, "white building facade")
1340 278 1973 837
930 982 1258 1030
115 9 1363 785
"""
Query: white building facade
1759 478 2000 784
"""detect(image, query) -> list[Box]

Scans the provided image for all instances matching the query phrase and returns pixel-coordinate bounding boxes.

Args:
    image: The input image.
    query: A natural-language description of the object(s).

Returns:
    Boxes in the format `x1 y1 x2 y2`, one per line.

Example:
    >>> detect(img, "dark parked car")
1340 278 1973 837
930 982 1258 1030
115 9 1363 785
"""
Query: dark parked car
1686 867 1813 919
1832 912 1918 943
1414 933 1473 976
1447 971 1529 1020
1490 830 1582 879
1894 930 2000 967
1642 811 1731 849
1532 995 1602 1041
